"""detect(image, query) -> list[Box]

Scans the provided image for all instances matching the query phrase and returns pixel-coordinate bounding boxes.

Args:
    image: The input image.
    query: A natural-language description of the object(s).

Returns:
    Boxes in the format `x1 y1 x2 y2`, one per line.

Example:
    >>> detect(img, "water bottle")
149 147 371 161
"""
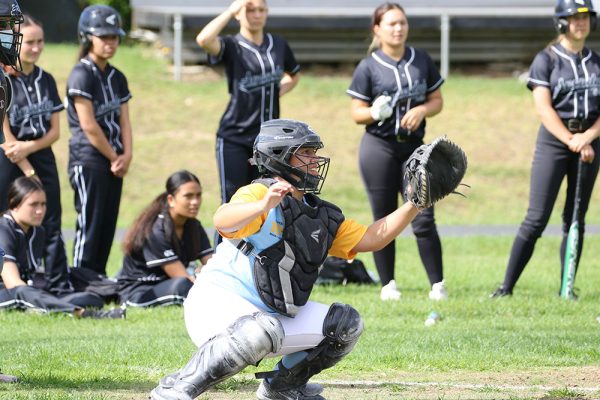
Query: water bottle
425 311 441 327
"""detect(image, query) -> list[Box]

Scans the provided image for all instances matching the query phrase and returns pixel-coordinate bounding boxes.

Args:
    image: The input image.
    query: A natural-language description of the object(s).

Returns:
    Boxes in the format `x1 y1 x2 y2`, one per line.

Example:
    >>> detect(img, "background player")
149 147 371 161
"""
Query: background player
0 0 22 385
0 177 125 318
492 0 600 297
116 170 213 307
67 5 133 276
0 14 71 296
347 2 447 301
195 0 300 244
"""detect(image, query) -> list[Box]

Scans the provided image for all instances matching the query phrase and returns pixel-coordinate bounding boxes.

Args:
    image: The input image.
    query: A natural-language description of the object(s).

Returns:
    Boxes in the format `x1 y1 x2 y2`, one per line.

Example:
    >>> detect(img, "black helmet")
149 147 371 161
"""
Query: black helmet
78 5 125 46
253 119 330 194
554 0 597 33
0 0 23 70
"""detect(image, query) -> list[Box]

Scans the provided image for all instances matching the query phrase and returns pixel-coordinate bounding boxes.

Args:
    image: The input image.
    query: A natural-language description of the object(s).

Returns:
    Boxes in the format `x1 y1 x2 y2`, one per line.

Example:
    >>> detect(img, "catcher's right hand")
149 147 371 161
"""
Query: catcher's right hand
404 136 468 210
370 95 393 121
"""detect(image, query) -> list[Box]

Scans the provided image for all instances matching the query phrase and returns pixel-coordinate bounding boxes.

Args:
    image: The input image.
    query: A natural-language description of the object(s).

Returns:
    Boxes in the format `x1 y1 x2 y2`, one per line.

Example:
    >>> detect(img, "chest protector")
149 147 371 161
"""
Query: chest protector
242 180 344 317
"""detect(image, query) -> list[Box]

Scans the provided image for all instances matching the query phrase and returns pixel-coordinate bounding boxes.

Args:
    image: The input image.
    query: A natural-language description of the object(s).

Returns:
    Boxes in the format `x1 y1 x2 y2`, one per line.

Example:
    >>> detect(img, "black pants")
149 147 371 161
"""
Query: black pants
69 164 122 275
0 148 71 295
121 277 193 307
358 133 443 287
0 285 104 313
501 126 600 291
215 137 259 245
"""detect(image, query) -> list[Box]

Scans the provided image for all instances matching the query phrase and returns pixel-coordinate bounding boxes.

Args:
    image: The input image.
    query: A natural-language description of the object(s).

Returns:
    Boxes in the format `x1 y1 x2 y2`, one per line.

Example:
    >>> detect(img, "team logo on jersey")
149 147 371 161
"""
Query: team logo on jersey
106 14 117 25
554 74 600 98
387 80 429 105
239 68 284 93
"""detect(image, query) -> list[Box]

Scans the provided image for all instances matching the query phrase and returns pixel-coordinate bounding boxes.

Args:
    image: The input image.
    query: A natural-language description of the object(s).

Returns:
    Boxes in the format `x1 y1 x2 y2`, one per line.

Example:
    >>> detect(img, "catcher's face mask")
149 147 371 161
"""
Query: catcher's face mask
287 145 329 194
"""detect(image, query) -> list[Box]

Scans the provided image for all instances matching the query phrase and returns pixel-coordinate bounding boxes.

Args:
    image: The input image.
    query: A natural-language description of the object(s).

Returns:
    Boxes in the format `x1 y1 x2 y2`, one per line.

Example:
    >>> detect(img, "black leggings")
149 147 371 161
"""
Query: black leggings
122 277 193 307
358 133 443 287
501 126 600 291
0 285 104 313
69 165 123 275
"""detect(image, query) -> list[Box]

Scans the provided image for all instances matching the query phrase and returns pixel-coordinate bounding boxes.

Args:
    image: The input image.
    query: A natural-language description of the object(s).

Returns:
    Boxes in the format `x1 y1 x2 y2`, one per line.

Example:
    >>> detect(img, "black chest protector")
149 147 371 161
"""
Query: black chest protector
239 179 344 317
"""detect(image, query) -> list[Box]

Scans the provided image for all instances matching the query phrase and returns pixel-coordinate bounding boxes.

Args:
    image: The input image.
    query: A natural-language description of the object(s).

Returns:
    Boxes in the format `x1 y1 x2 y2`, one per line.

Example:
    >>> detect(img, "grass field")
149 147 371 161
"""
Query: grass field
1 44 600 399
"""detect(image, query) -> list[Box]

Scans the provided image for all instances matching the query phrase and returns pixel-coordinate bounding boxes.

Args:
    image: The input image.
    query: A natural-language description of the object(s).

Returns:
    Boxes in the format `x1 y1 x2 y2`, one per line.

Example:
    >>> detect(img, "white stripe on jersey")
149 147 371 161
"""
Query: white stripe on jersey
346 89 370 101
265 33 275 121
527 77 550 86
372 51 403 134
551 46 579 118
582 50 593 119
146 256 179 266
403 47 416 122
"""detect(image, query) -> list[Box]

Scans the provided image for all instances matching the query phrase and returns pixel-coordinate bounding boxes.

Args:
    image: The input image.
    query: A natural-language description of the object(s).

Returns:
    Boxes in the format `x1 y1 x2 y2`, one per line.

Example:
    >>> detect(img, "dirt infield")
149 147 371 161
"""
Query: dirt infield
96 366 600 399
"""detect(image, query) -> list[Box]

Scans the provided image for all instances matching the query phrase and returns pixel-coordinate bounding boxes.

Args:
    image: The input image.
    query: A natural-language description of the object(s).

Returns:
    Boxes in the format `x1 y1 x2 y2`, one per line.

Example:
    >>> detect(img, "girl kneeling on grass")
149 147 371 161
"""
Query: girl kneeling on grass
116 170 213 307
150 119 462 400
0 177 124 318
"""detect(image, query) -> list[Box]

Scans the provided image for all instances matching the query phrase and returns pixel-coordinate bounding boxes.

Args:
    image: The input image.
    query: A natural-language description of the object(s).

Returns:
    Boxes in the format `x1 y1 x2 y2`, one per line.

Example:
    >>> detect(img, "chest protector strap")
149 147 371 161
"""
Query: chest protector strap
245 180 344 317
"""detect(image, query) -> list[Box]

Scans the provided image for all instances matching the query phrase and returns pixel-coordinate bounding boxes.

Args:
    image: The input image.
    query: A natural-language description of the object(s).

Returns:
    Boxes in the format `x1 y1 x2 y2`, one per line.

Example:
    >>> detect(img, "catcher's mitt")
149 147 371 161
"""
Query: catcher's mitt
404 136 468 210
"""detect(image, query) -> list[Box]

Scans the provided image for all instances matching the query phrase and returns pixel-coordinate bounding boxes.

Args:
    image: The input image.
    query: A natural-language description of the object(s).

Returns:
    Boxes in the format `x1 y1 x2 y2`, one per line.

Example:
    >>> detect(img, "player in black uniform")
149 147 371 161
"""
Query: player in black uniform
196 0 300 244
0 0 22 384
0 15 71 296
347 3 446 301
0 177 125 318
492 0 600 298
116 170 213 307
67 5 133 275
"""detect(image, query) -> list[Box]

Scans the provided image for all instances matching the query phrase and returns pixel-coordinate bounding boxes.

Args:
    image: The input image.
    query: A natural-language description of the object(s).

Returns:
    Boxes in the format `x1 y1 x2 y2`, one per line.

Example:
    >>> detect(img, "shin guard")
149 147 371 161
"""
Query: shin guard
151 312 284 400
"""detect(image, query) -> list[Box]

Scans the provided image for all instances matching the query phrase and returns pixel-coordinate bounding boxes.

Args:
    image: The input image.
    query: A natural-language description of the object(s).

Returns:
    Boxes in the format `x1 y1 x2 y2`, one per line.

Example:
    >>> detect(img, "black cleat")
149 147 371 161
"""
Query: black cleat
490 285 512 298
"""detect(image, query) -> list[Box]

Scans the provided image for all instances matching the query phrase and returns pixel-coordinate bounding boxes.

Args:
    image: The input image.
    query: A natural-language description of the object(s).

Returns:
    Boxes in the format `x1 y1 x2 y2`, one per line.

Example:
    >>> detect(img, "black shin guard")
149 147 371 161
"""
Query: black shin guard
257 303 363 392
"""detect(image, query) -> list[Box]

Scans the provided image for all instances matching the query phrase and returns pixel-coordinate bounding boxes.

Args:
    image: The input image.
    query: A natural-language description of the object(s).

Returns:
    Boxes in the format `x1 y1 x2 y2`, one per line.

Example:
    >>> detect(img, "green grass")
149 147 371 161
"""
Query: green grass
3 44 600 399
3 236 600 398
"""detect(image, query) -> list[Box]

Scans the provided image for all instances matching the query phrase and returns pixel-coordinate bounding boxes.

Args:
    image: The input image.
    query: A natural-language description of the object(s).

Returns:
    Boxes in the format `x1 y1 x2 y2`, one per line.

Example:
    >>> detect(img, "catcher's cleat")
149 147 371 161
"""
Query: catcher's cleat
489 285 512 298
256 380 325 400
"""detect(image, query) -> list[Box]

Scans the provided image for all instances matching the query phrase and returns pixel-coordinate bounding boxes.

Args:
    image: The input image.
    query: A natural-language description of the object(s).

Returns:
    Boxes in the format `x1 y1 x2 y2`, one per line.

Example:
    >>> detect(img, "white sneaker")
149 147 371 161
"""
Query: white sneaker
429 280 448 301
380 280 401 301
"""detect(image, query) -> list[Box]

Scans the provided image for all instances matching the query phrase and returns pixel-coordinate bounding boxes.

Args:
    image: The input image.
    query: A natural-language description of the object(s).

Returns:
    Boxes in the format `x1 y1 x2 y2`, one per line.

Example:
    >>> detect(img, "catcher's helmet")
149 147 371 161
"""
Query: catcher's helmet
253 119 330 194
0 0 23 71
554 0 597 33
78 5 125 47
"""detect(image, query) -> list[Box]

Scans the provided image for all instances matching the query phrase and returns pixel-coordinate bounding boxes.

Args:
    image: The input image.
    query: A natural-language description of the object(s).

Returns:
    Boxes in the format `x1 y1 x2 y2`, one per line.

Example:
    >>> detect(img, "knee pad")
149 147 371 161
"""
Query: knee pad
169 312 284 398
264 303 363 391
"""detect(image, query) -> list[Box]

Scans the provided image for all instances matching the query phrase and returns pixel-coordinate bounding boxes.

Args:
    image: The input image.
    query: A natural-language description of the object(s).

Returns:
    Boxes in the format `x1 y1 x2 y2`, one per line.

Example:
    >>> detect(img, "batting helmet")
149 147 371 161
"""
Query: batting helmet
253 119 330 194
78 5 125 47
554 0 597 33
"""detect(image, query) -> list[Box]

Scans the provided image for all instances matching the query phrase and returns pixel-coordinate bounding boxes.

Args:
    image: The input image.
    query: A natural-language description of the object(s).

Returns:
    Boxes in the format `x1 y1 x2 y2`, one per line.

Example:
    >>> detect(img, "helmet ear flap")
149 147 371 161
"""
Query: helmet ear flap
555 17 569 34
591 14 597 31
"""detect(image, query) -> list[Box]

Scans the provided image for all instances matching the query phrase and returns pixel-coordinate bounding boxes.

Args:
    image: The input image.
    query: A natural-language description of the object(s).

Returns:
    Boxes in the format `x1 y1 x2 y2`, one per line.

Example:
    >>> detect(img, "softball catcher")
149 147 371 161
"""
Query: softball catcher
150 119 466 400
